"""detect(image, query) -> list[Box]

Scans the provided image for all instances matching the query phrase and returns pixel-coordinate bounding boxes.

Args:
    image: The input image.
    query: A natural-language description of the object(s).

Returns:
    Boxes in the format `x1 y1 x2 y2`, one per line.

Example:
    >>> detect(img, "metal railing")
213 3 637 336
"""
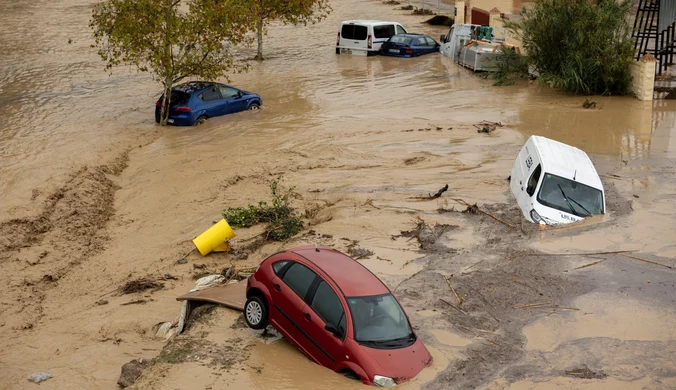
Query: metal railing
402 0 456 15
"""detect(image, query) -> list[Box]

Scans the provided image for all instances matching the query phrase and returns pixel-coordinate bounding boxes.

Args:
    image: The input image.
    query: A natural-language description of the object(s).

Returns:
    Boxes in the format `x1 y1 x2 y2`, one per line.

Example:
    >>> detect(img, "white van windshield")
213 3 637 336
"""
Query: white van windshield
537 173 604 217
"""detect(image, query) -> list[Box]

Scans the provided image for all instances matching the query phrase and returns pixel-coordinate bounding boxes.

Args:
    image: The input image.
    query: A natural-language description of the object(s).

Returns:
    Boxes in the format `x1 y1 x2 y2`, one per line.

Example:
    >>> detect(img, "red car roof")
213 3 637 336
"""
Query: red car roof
289 246 390 297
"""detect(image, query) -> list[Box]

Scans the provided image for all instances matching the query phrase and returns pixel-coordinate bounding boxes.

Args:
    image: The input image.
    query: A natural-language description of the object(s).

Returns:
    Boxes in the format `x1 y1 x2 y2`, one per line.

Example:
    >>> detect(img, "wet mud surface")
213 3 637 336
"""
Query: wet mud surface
1 0 676 389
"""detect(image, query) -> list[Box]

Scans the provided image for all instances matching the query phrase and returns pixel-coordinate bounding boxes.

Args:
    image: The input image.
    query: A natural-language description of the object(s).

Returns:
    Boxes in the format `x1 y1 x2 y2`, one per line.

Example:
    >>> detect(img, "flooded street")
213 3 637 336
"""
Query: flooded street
1 0 675 389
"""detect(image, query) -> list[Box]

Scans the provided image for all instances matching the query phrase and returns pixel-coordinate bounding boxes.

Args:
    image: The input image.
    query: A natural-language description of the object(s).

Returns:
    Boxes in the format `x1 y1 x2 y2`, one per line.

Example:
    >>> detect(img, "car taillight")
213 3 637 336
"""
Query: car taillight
336 32 340 46
367 34 372 49
175 106 192 112
406 48 413 54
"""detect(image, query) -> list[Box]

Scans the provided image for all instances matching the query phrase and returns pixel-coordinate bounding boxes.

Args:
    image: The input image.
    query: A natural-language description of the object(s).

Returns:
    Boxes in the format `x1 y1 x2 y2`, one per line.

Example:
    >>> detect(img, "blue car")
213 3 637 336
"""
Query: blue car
155 81 262 126
378 34 440 58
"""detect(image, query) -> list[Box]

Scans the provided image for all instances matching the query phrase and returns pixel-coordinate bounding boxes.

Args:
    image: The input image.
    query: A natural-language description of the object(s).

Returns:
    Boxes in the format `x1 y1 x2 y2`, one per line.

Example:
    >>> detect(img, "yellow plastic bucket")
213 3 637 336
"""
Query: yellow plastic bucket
192 219 236 256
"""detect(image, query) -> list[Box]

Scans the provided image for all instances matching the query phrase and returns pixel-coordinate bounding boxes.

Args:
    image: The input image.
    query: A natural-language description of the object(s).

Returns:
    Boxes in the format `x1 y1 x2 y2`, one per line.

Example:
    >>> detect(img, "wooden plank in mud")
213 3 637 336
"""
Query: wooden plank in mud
176 279 247 311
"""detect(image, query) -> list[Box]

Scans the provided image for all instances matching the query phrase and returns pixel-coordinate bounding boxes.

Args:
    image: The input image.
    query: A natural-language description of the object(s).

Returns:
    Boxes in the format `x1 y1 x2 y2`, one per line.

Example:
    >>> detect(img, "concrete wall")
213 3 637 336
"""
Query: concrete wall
630 55 657 101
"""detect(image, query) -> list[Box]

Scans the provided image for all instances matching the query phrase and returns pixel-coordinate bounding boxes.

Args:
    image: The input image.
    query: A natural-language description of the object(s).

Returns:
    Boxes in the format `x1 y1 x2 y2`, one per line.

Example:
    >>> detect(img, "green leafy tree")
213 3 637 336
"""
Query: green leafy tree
228 0 331 60
90 0 250 125
506 0 634 95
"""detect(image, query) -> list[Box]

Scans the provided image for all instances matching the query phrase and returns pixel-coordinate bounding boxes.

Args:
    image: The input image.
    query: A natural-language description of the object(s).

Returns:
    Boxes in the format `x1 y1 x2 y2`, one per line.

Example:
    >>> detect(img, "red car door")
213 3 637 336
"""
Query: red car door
299 279 349 369
271 262 320 360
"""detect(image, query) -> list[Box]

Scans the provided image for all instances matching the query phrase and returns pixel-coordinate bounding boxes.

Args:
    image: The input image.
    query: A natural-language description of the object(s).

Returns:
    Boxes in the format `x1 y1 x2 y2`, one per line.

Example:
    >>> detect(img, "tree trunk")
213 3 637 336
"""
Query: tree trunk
255 18 264 61
161 74 172 126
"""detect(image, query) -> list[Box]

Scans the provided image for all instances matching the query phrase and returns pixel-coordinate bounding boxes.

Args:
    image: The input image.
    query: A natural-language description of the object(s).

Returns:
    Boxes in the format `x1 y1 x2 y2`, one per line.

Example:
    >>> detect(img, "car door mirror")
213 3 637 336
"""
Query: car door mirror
237 91 243 99
325 323 340 337
440 34 446 43
526 185 534 195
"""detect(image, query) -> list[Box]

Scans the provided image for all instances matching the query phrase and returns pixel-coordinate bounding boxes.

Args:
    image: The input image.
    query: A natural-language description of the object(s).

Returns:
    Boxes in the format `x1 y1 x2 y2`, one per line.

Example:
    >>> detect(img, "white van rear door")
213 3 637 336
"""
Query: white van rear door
340 24 368 50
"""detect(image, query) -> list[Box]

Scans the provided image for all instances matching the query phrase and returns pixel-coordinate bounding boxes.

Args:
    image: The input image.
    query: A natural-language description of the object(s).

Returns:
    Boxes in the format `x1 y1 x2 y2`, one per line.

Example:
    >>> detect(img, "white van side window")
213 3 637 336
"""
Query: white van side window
396 25 407 35
374 25 396 39
342 25 367 40
526 164 542 197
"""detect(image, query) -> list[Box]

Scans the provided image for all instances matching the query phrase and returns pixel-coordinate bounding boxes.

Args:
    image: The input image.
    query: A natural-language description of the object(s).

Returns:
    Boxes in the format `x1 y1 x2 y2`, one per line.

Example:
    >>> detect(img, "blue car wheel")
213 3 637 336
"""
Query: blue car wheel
194 115 208 126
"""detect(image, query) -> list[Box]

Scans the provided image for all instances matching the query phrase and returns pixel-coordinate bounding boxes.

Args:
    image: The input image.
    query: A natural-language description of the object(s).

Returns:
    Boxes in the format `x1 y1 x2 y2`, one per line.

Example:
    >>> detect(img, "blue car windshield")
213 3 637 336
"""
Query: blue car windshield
347 294 413 345
389 36 412 45
537 173 604 217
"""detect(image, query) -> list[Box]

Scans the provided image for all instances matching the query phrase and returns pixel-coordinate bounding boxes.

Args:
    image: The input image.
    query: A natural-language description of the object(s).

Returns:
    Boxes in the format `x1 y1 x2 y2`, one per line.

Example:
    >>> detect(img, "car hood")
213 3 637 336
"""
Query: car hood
362 338 432 383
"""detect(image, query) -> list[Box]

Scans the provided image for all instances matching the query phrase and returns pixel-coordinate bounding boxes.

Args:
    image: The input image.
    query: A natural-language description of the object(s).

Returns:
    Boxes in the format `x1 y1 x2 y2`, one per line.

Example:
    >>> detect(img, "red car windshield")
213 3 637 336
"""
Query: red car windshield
347 294 415 348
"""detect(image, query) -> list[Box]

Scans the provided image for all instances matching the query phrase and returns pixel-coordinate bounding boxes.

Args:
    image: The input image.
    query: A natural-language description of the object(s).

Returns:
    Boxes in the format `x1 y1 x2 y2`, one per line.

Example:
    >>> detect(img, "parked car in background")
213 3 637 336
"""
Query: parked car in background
379 34 440 57
510 135 606 225
155 81 262 126
336 20 408 56
244 246 432 387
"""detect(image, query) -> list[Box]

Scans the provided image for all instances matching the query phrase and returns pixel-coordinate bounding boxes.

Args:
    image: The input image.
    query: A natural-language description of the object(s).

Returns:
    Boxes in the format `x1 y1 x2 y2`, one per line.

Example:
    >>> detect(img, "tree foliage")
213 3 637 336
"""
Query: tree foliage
90 0 250 125
226 0 332 60
506 0 634 95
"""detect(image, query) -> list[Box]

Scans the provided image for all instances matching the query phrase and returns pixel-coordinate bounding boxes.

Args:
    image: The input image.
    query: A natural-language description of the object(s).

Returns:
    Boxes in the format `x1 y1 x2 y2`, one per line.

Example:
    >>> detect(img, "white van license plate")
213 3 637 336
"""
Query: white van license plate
340 48 352 54
388 49 400 53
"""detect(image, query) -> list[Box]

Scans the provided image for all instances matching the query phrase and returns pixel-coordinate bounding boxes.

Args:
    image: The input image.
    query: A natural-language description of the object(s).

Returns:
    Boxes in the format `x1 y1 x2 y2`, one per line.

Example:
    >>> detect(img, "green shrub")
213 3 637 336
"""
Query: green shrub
487 47 530 86
222 177 303 241
506 0 634 95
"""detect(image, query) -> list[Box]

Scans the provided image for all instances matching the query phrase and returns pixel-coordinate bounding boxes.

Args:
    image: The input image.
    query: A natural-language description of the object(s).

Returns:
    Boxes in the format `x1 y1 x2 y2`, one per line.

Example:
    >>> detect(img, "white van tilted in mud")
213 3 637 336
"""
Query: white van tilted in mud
510 136 606 225
336 20 407 56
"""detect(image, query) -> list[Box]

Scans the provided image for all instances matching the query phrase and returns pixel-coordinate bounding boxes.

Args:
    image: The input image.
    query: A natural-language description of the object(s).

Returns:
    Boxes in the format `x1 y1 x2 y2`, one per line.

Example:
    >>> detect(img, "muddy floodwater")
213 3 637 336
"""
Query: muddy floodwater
1 0 675 389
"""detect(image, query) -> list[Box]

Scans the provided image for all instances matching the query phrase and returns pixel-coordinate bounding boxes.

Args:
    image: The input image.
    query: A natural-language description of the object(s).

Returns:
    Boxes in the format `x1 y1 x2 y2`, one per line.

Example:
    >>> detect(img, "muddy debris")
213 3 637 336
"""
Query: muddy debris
121 299 148 306
474 121 504 134
429 184 449 199
177 258 188 265
383 0 400 4
425 15 454 26
346 241 375 259
404 156 426 165
565 365 607 379
230 313 248 329
412 7 435 15
95 299 109 305
582 98 597 109
400 4 414 10
183 303 216 331
118 277 164 295
117 358 152 388
394 218 457 251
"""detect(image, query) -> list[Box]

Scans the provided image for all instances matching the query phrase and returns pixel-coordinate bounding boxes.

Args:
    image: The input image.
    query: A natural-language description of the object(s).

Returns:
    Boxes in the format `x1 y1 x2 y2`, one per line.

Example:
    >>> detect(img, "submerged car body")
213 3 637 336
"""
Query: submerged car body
378 34 440 57
244 246 432 386
510 135 606 225
155 81 262 126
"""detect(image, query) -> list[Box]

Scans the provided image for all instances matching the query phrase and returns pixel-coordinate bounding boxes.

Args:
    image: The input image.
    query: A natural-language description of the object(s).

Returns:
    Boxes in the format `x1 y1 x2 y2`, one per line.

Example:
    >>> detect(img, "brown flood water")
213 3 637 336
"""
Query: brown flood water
1 0 675 389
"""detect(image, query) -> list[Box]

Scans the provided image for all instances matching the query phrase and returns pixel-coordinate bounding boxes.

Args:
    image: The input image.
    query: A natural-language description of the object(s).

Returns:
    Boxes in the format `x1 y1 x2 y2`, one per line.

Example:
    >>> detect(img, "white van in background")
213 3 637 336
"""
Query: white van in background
336 20 408 56
510 136 606 225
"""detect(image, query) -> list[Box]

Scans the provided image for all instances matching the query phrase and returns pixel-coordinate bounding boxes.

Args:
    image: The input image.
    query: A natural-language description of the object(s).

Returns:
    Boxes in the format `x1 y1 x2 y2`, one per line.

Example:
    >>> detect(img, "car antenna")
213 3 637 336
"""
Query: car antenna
573 169 577 181
315 242 320 252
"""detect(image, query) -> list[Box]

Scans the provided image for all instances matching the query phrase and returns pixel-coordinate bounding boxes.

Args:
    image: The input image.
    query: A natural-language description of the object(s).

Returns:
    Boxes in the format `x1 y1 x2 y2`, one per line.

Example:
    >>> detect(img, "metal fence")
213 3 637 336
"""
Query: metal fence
402 0 456 15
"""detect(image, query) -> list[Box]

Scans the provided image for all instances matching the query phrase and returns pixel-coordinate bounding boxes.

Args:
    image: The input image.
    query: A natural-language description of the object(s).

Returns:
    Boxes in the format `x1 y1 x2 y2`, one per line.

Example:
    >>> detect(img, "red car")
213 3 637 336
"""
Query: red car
244 246 432 387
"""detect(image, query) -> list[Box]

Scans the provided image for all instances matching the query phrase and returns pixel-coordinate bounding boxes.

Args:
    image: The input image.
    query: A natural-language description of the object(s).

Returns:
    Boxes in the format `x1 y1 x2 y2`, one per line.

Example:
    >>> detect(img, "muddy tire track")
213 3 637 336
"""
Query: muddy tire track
0 151 129 330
